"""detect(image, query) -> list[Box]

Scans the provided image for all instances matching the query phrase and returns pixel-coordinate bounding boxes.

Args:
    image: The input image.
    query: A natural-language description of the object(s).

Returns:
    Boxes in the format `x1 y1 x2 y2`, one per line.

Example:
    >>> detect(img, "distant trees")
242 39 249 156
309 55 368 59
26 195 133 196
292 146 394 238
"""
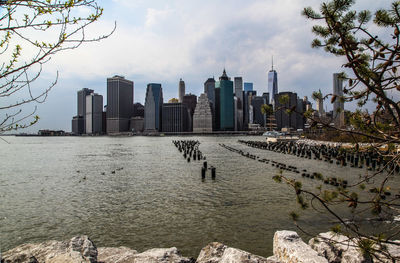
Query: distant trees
273 0 400 261
0 0 114 133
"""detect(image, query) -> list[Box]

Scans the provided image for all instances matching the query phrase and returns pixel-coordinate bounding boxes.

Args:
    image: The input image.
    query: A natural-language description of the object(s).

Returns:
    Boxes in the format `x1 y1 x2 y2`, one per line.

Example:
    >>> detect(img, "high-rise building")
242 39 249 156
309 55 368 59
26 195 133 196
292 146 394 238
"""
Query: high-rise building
268 61 278 104
244 82 253 92
274 92 304 131
193 94 213 133
179 78 185 103
244 90 257 126
204 77 216 130
216 69 234 131
333 73 345 127
106 75 134 133
315 90 325 117
162 103 189 133
72 88 93 134
234 77 244 131
182 94 197 131
204 78 216 106
252 96 267 127
133 103 145 118
86 93 103 134
144 83 163 131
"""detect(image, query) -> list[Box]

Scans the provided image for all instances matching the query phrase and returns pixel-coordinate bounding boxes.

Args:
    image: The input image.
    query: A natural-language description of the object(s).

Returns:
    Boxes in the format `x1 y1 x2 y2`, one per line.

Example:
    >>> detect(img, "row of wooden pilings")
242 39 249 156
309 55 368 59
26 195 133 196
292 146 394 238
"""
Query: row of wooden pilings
219 143 364 192
172 140 216 180
238 140 400 174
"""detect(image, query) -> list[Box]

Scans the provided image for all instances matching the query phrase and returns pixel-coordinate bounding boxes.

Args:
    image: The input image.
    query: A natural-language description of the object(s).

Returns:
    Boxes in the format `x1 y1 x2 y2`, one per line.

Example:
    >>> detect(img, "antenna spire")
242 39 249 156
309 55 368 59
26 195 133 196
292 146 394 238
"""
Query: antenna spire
272 56 274 71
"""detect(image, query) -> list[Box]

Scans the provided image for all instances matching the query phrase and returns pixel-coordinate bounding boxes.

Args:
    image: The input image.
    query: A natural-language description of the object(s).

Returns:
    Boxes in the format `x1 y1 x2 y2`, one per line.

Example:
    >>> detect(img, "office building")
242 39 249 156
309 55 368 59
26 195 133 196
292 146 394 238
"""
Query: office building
72 88 93 134
179 78 185 103
71 116 84 135
333 73 345 127
274 92 304 131
193 94 213 133
182 94 197 131
144 83 163 131
216 69 234 131
204 78 216 106
162 103 189 133
86 93 103 134
234 77 244 130
244 90 257 126
268 62 278 104
252 96 267 127
106 75 134 133
244 82 253 92
133 103 145 118
315 90 325 117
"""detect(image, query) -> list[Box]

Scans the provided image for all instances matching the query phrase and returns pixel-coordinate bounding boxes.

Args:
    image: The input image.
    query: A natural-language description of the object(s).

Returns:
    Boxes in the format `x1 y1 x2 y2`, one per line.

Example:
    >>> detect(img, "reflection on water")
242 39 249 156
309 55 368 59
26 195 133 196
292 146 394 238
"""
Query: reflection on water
0 136 398 257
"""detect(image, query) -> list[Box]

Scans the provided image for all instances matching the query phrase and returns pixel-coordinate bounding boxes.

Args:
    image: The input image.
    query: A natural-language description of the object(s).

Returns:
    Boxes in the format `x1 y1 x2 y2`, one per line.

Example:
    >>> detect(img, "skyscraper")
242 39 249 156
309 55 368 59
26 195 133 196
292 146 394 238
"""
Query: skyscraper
268 59 278 104
179 78 185 103
182 94 197 132
274 92 304 131
106 75 134 133
333 73 345 127
86 93 103 134
216 69 234 131
72 88 93 134
244 82 253 92
234 77 244 131
161 103 189 133
193 94 213 133
204 77 216 130
144 83 163 131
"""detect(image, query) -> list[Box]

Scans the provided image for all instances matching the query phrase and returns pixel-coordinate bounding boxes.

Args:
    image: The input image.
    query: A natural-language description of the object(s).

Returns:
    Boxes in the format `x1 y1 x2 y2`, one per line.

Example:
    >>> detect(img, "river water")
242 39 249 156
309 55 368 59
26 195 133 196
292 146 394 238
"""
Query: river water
0 136 398 257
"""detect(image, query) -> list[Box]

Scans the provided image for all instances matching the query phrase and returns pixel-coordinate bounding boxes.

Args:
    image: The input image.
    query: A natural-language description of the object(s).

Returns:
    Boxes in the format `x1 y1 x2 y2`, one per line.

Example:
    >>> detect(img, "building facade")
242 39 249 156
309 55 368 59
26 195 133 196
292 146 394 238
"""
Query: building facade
179 78 185 103
216 69 234 131
72 88 93 134
193 94 213 133
268 66 278 104
182 94 197 131
144 83 163 131
86 93 103 134
333 73 345 127
161 103 189 133
106 75 134 133
252 96 267 127
244 82 253 92
274 92 304 131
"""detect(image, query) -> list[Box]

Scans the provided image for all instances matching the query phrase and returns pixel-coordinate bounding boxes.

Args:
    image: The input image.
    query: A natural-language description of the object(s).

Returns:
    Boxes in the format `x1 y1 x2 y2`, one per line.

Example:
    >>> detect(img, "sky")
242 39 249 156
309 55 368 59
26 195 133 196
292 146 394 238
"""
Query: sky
3 0 394 133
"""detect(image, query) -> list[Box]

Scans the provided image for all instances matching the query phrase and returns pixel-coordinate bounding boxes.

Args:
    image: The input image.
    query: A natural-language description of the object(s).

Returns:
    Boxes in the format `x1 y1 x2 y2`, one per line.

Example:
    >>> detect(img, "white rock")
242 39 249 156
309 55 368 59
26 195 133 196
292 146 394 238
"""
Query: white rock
97 246 138 263
2 236 96 263
196 242 270 263
273 231 328 263
309 231 400 263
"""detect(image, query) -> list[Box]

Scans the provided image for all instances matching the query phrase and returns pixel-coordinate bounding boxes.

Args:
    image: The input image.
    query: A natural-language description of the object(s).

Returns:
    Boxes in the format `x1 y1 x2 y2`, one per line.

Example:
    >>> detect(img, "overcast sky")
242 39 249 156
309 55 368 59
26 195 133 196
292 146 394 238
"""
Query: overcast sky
7 0 393 132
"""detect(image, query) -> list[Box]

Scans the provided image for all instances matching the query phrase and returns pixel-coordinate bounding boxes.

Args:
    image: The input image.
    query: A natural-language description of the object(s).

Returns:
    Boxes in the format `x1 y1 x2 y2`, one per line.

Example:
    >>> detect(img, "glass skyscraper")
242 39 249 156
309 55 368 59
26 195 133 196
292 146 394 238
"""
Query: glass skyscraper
216 69 234 131
144 83 163 131
244 82 253 92
268 64 278 104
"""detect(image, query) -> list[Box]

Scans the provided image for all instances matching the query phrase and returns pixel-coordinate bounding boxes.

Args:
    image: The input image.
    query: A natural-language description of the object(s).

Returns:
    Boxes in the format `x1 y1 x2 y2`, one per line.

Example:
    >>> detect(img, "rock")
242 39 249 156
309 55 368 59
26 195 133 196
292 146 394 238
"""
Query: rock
273 231 328 263
98 246 192 263
309 231 400 263
266 256 281 263
197 242 270 263
135 247 193 263
97 247 138 263
2 236 96 263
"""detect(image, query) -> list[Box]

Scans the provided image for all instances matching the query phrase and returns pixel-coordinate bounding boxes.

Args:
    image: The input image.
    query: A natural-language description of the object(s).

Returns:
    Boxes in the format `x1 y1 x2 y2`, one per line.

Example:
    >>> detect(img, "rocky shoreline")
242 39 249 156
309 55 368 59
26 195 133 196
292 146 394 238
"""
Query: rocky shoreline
2 230 399 263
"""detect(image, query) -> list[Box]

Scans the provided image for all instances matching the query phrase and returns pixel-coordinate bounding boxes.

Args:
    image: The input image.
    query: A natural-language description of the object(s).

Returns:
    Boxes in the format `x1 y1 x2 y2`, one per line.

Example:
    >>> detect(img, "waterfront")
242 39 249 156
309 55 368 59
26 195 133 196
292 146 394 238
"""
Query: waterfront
1 136 399 257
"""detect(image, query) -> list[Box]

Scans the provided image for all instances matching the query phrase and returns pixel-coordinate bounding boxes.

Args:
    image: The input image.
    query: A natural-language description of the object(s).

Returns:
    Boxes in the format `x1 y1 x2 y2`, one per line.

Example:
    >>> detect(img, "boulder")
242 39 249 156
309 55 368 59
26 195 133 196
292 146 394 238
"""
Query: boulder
97 246 192 263
2 236 97 263
309 231 400 263
97 247 138 263
196 242 271 263
273 231 328 263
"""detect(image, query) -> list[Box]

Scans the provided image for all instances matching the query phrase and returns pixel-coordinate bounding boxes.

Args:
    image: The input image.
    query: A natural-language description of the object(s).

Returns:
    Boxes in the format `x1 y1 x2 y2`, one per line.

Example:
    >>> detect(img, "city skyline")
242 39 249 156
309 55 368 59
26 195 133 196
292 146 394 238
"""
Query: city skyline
10 0 393 132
